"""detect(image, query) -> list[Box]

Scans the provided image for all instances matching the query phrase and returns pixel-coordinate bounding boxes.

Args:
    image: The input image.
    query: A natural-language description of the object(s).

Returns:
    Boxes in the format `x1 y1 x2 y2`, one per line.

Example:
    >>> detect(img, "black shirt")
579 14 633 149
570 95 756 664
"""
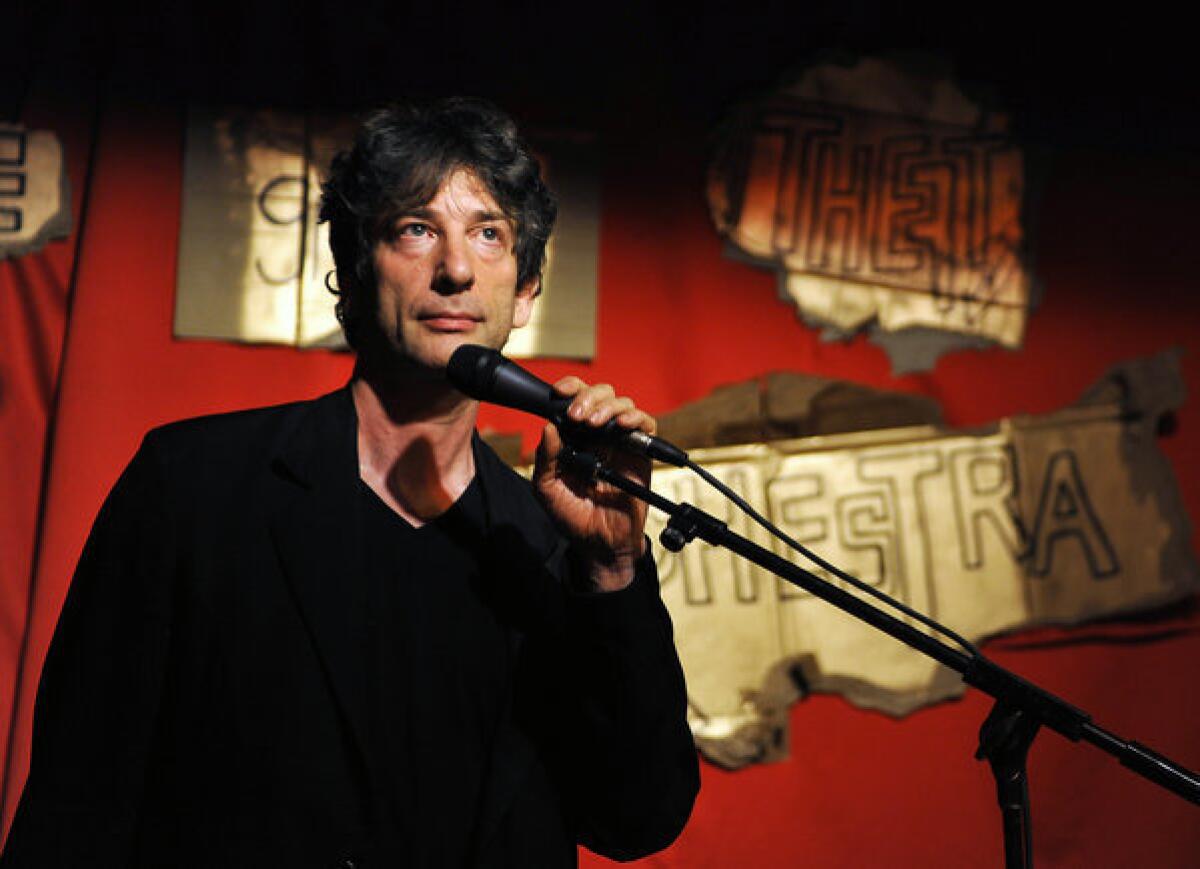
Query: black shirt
359 476 514 867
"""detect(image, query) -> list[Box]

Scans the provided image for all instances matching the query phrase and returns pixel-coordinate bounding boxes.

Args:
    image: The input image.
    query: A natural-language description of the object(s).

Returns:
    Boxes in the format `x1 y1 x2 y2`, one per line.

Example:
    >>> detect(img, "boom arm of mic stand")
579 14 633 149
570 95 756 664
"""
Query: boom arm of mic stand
560 446 1200 858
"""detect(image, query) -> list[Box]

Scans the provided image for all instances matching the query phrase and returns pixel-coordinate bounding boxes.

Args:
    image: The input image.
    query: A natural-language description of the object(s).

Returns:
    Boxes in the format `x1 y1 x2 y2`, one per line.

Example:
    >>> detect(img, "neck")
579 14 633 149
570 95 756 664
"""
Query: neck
351 360 479 526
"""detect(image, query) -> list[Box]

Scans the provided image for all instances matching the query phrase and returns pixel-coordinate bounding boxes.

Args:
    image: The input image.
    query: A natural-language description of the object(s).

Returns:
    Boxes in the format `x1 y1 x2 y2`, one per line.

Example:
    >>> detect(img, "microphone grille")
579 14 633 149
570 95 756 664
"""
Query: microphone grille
446 344 500 400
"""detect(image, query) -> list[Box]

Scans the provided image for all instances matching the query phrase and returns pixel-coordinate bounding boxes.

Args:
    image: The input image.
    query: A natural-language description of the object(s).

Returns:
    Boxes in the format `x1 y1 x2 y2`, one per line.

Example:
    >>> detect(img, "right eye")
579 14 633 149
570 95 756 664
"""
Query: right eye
398 222 432 238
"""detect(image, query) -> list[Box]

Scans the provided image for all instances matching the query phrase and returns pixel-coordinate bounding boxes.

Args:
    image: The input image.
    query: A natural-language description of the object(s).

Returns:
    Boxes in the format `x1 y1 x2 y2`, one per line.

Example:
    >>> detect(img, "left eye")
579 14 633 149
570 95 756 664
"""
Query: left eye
480 226 501 242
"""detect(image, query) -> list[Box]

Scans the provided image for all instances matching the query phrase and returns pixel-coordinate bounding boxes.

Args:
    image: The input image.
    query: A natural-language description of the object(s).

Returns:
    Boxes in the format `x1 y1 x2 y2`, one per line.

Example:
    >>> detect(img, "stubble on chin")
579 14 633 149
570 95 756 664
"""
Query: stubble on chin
354 326 447 391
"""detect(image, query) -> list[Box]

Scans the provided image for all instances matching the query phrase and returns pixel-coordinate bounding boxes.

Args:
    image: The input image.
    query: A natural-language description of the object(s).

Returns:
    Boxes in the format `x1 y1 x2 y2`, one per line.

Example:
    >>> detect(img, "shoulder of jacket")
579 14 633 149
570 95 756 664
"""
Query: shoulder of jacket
144 391 339 448
134 390 348 486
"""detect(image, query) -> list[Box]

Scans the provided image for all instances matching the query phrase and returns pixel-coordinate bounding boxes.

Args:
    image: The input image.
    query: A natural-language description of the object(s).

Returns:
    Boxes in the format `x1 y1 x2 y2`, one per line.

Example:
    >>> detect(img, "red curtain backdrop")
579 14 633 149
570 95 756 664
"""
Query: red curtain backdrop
2 96 1198 867
0 97 94 806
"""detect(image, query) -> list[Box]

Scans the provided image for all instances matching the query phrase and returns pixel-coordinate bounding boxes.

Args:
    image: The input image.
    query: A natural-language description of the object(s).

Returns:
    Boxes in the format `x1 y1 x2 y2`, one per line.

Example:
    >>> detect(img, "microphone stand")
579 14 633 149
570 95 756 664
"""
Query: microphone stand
559 447 1200 868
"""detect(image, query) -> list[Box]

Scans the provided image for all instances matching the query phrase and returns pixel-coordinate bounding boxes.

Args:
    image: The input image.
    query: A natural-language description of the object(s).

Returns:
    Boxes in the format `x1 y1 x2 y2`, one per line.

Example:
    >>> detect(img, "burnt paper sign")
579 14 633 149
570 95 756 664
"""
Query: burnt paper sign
644 351 1195 768
707 57 1031 374
174 107 599 358
0 125 71 259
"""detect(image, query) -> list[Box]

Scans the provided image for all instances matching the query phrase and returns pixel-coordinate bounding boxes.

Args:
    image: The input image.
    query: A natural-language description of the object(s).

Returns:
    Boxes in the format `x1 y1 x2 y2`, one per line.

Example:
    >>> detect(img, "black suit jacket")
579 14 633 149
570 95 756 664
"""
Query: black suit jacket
3 388 698 868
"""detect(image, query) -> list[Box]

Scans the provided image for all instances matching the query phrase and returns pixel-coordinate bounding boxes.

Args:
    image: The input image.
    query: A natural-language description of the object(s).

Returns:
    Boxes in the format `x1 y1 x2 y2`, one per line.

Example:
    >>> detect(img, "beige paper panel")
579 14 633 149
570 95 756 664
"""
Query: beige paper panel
641 409 1196 765
649 454 784 736
0 126 71 258
707 58 1034 372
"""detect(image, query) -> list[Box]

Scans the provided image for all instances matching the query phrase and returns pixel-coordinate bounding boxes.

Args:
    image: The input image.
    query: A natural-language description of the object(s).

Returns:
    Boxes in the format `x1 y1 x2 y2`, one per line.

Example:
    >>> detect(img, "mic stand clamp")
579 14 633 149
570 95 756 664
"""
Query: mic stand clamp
557 444 602 481
660 504 726 553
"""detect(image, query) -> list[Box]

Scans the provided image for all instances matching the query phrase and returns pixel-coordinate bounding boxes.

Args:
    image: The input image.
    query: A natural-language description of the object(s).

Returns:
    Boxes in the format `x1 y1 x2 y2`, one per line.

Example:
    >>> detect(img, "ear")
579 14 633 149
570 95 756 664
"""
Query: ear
511 276 539 329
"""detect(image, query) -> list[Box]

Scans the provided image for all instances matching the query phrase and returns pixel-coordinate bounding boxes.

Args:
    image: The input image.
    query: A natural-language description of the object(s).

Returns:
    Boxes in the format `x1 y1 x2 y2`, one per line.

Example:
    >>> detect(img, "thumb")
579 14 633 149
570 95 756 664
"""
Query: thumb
533 421 563 483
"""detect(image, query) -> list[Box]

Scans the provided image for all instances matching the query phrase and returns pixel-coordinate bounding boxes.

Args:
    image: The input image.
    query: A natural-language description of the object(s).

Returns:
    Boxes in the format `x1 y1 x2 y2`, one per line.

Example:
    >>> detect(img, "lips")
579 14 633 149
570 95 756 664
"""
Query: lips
419 311 482 332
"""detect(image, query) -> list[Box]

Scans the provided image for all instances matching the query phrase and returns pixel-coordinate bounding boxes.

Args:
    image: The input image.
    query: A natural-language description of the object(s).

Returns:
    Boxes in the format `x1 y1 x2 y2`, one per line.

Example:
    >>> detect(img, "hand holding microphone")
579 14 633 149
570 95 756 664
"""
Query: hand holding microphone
447 344 687 591
446 345 688 466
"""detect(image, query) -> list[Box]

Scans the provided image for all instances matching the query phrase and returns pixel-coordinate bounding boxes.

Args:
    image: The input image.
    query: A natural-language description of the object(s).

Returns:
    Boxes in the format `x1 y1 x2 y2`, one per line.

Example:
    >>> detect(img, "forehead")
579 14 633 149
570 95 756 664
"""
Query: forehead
416 168 506 218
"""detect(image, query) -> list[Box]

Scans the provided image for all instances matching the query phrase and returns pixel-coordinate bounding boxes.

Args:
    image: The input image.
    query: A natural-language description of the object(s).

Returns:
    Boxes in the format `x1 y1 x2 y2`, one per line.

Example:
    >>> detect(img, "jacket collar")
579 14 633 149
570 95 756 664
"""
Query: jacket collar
270 387 359 492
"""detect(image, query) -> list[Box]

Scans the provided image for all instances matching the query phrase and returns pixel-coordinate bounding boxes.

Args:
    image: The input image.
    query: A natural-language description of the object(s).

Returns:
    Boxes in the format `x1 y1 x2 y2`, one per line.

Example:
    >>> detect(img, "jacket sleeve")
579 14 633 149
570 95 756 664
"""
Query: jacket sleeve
532 544 700 862
2 434 176 866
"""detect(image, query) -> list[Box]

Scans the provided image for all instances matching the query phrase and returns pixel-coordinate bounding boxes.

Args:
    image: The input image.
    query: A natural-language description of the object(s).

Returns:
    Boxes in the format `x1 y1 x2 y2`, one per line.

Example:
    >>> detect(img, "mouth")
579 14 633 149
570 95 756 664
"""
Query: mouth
418 312 482 333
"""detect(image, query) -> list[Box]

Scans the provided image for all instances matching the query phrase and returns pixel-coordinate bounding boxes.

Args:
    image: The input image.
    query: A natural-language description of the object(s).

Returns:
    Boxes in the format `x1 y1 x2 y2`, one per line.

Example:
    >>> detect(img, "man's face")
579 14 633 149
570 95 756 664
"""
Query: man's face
368 168 536 375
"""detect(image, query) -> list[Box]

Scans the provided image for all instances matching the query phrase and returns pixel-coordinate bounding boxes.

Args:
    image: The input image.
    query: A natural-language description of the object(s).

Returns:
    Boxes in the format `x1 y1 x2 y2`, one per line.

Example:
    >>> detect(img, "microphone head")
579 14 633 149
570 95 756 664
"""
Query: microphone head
448 344 689 466
446 344 501 401
446 344 563 421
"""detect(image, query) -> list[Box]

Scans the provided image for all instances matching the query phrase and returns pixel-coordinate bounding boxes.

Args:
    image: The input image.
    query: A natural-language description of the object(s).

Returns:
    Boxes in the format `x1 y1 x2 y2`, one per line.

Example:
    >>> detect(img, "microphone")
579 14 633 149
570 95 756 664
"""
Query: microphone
446 344 689 467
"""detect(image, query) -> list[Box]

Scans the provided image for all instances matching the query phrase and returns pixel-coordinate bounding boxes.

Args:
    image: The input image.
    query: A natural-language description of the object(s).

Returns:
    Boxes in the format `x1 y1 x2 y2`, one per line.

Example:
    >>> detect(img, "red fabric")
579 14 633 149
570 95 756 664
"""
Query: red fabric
3 101 1198 866
0 102 93 809
0 246 69 801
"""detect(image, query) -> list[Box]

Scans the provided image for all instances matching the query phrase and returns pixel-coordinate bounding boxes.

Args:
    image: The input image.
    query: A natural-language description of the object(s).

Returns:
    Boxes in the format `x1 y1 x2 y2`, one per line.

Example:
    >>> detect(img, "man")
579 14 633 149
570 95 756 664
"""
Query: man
2 99 698 867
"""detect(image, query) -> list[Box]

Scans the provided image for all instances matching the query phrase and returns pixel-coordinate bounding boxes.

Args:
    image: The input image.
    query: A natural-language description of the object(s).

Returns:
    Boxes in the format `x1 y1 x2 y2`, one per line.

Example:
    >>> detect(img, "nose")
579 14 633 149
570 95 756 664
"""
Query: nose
434 234 474 294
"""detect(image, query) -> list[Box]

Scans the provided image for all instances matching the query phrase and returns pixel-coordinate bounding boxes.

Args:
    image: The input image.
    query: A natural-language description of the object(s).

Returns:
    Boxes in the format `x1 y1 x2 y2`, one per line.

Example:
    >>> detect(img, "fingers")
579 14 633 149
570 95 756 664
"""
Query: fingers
551 375 588 398
535 420 562 466
553 377 657 435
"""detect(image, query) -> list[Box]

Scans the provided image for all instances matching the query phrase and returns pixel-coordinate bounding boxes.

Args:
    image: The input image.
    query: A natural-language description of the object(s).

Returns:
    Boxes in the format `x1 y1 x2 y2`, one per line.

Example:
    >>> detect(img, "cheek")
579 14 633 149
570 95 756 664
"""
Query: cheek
374 270 420 319
372 287 393 321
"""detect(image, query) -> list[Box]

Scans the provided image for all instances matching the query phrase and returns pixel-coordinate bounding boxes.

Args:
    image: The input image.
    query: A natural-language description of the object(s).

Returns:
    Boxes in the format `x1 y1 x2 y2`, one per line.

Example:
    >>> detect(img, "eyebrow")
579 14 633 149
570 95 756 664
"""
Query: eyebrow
473 210 510 224
399 206 511 224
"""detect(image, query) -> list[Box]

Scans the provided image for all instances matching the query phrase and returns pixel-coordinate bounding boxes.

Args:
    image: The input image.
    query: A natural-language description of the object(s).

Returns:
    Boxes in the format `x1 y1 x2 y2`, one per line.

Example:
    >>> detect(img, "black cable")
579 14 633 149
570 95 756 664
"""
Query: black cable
685 458 981 658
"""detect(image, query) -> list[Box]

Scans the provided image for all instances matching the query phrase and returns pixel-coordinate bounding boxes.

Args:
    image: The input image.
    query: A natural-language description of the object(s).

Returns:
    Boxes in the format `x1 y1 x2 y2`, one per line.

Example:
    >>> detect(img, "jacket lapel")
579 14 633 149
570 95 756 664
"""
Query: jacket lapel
268 388 374 789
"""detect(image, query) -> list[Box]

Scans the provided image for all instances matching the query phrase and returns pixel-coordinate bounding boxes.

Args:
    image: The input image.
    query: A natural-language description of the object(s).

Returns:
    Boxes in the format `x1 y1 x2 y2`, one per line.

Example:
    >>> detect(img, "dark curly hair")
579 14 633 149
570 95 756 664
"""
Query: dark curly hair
318 98 558 350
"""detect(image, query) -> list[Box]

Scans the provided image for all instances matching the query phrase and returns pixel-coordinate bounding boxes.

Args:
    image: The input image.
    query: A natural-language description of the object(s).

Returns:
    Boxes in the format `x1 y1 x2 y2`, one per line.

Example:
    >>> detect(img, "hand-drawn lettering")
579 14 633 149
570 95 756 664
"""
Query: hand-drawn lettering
766 471 831 600
837 490 896 589
949 445 1023 569
1029 450 1118 578
858 450 944 617
0 129 27 234
655 466 766 605
253 174 306 285
708 91 1031 367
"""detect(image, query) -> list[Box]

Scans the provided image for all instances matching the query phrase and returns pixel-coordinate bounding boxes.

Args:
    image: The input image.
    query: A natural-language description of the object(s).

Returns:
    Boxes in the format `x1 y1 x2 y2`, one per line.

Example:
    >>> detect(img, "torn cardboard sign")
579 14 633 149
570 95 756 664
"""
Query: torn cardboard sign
0 125 71 259
707 56 1033 374
646 352 1194 768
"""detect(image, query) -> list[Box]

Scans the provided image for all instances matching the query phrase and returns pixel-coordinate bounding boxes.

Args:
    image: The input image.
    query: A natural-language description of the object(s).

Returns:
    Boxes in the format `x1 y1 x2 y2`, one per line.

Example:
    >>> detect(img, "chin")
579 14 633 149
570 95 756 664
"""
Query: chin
356 340 438 384
366 327 505 379
423 336 474 369
412 335 501 375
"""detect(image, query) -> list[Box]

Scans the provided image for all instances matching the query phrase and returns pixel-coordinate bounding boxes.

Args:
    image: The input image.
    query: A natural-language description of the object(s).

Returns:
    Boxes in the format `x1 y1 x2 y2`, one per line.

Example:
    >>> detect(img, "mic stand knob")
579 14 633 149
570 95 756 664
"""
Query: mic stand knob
557 444 602 481
660 504 727 552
